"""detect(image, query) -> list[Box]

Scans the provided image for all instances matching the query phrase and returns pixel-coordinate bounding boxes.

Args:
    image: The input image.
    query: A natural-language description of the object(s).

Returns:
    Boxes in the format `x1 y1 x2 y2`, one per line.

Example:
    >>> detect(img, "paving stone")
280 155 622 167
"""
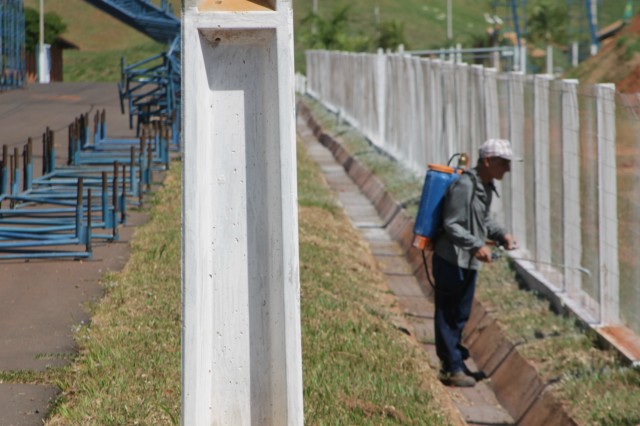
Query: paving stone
396 295 435 318
375 255 414 275
408 314 435 345
385 274 425 297
358 227 393 243
366 240 404 256
455 382 514 425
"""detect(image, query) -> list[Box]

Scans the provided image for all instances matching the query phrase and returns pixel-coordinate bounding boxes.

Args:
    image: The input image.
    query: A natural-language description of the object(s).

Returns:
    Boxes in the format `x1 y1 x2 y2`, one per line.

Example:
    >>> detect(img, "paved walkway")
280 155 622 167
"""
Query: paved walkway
0 83 145 425
297 113 514 426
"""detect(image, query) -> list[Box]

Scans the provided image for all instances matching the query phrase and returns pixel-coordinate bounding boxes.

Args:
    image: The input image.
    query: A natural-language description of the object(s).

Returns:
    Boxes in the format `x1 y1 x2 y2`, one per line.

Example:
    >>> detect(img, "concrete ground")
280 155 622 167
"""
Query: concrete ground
0 83 146 425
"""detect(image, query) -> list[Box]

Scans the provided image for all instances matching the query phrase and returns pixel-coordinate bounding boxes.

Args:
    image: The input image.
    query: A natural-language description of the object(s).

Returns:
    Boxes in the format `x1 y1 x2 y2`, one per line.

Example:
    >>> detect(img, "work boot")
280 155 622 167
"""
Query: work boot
463 363 486 381
440 371 476 387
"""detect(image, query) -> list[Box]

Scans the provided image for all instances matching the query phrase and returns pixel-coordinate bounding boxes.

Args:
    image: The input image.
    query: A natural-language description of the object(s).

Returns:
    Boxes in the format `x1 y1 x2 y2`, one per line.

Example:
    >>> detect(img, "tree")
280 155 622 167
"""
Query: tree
24 7 67 53
526 0 568 46
375 20 409 51
300 6 370 52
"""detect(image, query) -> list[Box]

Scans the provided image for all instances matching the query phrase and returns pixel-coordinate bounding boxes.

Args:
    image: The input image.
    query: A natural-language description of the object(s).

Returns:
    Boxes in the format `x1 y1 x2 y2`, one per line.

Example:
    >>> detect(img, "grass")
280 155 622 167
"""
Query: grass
297 139 453 425
0 144 456 423
63 41 167 82
302 95 640 426
47 166 182 425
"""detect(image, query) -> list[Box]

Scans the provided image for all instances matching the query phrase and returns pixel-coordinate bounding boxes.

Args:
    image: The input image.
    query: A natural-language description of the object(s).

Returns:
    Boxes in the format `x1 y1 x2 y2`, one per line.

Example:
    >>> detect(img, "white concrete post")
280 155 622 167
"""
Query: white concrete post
470 64 485 153
492 50 500 71
509 72 527 250
533 75 552 266
595 83 620 325
375 48 387 148
182 1 303 425
484 68 499 140
561 80 582 295
520 45 527 74
546 45 553 76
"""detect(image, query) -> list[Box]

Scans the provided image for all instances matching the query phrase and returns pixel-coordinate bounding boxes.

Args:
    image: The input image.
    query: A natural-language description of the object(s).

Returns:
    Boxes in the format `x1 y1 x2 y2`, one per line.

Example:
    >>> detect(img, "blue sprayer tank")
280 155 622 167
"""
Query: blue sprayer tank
413 163 464 250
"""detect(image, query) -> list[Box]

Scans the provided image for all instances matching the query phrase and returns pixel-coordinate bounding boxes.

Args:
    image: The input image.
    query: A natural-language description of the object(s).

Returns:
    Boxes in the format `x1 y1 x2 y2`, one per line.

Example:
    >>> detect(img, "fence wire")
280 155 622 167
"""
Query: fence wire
305 49 640 333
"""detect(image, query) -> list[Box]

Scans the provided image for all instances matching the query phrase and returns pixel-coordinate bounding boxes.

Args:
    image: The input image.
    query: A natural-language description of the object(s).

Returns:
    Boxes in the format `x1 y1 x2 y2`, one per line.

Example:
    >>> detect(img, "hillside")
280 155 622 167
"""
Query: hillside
293 0 490 50
23 0 637 86
23 0 180 81
292 0 632 72
568 12 640 93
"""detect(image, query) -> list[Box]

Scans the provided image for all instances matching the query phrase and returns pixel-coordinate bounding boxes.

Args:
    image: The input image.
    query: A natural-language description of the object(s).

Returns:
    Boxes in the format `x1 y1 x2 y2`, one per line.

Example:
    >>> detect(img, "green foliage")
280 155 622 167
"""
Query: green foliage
375 20 410 51
621 36 640 61
300 6 370 52
526 0 569 46
23 7 67 53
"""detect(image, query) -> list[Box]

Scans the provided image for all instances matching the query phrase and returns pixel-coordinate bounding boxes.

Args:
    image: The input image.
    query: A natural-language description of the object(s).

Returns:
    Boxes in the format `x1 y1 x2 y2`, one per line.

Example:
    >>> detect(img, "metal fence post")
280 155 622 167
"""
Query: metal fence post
182 1 303 424
596 83 620 326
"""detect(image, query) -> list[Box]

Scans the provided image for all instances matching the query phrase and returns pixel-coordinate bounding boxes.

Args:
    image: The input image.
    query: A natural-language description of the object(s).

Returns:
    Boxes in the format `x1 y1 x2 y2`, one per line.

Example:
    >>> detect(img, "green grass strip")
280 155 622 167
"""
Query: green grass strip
43 146 454 424
48 166 182 425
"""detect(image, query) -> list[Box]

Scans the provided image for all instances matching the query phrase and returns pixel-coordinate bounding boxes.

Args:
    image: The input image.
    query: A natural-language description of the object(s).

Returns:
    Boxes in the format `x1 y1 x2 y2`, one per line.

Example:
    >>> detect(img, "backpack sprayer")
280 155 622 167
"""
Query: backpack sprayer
412 153 592 282
413 153 470 251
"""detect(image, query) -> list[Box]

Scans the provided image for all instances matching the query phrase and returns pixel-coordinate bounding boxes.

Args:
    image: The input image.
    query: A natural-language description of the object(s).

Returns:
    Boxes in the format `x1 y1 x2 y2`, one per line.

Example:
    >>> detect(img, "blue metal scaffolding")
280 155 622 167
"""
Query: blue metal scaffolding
0 0 26 91
493 0 601 60
492 0 528 48
83 0 181 147
0 0 182 260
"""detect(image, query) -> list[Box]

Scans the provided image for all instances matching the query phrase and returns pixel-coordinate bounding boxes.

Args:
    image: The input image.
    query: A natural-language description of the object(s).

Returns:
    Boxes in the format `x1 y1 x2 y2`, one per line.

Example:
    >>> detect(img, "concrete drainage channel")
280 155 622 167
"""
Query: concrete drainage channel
297 99 579 426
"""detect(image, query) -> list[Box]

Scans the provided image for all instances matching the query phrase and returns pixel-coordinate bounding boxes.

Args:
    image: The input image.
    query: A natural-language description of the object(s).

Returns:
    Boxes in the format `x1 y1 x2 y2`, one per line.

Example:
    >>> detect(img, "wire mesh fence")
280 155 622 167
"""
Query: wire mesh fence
305 49 640 335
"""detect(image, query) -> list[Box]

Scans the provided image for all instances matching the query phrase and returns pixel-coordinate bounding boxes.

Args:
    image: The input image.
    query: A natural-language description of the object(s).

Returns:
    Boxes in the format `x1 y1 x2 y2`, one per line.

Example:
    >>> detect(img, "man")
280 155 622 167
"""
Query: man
433 138 518 387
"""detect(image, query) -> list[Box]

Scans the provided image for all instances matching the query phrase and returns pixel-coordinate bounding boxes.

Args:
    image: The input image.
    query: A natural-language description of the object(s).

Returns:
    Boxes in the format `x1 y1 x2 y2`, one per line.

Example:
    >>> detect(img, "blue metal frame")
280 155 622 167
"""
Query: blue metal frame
0 0 26 91
492 0 528 48
81 0 179 44
0 0 182 260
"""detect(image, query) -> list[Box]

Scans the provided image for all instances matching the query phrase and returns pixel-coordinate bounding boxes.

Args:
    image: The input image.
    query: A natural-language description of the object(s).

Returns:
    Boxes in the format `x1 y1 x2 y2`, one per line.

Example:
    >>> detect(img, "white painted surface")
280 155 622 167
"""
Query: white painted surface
561 80 582 295
182 2 303 425
509 72 527 251
533 75 551 266
596 83 619 325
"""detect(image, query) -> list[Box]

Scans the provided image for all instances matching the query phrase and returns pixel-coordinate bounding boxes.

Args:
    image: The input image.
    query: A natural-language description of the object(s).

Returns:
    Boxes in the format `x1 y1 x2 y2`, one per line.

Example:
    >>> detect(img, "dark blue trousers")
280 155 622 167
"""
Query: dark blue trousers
433 253 477 374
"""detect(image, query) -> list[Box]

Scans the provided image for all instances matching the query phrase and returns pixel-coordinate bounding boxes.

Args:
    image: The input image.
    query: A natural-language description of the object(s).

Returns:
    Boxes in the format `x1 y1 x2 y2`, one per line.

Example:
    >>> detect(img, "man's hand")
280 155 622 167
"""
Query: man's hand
474 245 493 263
502 233 518 250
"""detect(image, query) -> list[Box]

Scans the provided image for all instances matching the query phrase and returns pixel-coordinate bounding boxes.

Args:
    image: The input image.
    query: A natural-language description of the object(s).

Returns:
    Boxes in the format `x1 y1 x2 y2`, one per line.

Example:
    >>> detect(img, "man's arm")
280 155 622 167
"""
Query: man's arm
441 176 484 252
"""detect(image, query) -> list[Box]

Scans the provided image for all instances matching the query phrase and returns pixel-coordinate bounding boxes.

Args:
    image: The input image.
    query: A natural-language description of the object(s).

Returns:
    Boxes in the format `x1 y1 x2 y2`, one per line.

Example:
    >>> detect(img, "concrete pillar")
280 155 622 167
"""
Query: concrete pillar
595 83 619 325
182 1 303 425
533 75 552 266
561 80 582 295
508 72 526 250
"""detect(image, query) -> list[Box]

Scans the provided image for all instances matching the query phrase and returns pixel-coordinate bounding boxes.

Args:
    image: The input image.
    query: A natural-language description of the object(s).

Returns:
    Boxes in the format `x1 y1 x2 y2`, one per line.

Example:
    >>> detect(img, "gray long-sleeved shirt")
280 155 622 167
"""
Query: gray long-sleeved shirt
433 168 507 270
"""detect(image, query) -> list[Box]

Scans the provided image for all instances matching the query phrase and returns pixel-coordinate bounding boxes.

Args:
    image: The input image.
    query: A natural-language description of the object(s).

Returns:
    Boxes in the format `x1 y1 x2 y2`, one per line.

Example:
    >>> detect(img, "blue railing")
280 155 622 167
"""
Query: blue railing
0 0 26 91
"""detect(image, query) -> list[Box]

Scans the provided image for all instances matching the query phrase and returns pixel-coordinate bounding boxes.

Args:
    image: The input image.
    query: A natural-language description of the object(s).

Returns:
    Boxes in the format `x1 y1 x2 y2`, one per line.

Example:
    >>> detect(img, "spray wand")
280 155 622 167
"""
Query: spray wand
491 247 592 277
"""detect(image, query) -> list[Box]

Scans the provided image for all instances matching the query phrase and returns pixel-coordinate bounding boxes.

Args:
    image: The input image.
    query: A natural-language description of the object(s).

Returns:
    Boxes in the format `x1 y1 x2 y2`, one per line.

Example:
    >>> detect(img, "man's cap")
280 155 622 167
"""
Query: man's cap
479 139 514 161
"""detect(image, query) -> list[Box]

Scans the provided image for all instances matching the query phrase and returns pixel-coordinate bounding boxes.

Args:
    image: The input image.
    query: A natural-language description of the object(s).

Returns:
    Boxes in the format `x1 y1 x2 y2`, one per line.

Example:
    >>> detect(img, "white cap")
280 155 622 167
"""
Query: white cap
479 139 514 161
